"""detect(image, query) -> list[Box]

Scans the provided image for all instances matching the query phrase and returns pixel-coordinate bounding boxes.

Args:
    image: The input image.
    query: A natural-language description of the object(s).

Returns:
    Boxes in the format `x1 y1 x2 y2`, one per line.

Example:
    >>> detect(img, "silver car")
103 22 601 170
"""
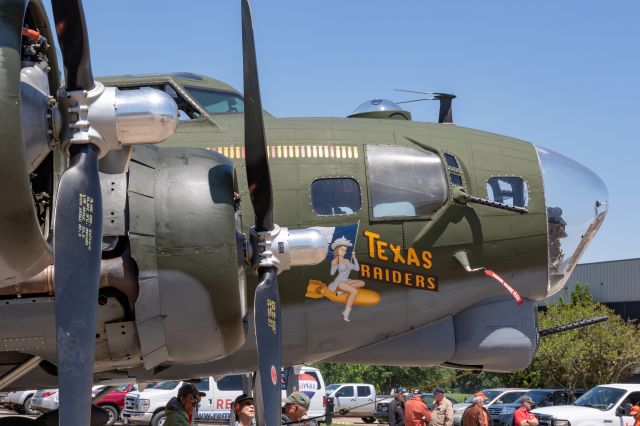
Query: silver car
31 389 58 414
453 388 529 426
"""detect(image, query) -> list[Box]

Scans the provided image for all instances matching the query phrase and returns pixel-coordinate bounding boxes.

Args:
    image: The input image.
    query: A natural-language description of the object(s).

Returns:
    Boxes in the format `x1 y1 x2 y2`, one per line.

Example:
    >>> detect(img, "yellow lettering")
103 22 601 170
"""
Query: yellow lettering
376 240 389 261
427 277 437 289
360 264 370 278
392 270 402 284
389 244 406 264
384 268 390 282
373 266 383 281
404 272 413 286
422 250 433 270
415 275 425 288
407 247 420 267
363 231 380 259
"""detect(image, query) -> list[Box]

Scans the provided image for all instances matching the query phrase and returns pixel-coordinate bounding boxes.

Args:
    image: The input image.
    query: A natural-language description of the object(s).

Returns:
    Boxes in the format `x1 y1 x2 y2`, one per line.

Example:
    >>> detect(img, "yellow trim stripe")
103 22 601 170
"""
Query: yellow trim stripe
207 145 360 159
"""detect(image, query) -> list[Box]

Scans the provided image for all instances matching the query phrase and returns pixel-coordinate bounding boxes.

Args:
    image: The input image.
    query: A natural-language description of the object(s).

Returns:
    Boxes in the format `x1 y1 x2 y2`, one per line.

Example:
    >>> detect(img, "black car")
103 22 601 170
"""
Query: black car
373 394 459 423
487 389 585 426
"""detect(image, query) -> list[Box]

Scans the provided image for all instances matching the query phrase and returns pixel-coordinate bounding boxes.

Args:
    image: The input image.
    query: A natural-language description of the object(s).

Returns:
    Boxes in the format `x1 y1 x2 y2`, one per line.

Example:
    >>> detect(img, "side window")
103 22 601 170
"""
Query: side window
366 145 448 219
216 375 243 391
336 386 354 397
357 386 371 397
444 153 464 186
619 392 640 411
196 377 210 391
311 178 361 216
486 176 528 207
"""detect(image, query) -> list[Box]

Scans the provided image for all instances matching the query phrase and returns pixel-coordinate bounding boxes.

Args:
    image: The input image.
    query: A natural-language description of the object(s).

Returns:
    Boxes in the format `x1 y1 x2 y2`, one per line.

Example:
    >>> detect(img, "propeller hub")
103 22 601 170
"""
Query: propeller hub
57 82 178 168
249 226 327 273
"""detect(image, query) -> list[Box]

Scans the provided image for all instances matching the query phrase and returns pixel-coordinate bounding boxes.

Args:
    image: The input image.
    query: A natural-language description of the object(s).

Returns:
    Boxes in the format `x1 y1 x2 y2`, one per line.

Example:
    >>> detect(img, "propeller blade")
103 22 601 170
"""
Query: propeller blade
253 267 281 426
54 144 103 426
241 0 273 232
51 0 94 90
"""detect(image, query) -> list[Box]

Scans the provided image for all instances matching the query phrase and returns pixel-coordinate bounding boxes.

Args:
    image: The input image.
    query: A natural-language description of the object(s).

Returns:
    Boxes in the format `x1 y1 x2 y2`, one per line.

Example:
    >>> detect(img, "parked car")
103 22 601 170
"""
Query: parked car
122 366 326 426
533 384 640 426
326 383 377 423
452 388 528 426
488 389 584 426
5 390 38 415
31 389 58 414
94 383 139 426
31 383 138 426
373 393 460 423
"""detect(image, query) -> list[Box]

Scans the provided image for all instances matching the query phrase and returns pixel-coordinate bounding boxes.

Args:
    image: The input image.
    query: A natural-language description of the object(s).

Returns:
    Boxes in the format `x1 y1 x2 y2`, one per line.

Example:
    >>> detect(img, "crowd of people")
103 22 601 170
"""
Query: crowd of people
162 384 315 426
388 387 453 426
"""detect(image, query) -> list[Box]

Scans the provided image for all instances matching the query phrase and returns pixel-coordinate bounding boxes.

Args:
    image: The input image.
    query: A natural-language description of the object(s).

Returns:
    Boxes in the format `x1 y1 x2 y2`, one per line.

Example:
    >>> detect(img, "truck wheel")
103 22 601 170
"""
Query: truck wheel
362 417 376 423
151 410 166 426
98 404 119 426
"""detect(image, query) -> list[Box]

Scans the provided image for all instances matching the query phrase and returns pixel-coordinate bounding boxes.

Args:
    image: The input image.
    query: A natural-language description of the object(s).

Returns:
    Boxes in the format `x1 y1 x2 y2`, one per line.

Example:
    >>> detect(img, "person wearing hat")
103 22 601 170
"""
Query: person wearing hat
404 391 431 426
282 391 313 424
389 387 406 426
165 383 198 426
630 405 640 426
328 236 364 322
191 389 207 426
430 388 453 426
513 396 538 426
461 396 489 426
231 394 255 426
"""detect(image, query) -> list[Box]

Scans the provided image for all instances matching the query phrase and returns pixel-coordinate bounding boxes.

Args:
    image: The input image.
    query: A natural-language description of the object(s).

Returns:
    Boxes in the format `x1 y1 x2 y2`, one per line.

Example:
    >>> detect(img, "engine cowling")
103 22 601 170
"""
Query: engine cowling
128 145 245 369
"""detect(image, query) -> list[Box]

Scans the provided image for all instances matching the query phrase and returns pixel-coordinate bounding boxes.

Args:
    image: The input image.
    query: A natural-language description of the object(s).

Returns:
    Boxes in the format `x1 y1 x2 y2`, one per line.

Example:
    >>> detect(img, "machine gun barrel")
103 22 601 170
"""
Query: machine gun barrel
538 315 609 337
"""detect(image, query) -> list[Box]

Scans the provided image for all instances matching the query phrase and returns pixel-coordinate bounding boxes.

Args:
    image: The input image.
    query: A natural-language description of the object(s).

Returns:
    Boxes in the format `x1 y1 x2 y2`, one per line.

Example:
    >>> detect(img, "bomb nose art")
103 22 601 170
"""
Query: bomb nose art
535 146 609 297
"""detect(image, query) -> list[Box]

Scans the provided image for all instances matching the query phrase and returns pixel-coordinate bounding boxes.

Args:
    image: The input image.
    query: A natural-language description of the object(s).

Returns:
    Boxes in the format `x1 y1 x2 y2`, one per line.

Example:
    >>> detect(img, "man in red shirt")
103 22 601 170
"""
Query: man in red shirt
404 393 431 426
513 396 539 426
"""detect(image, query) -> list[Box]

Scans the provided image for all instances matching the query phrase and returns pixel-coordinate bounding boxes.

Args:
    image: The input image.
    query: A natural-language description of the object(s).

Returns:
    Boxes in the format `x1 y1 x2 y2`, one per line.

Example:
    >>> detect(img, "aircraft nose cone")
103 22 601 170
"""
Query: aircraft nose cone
536 146 609 296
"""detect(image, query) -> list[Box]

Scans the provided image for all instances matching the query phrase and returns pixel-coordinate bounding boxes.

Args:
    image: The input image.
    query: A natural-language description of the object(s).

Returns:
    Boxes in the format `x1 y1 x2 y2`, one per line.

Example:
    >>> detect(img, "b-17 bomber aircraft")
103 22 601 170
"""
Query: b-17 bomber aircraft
0 0 608 425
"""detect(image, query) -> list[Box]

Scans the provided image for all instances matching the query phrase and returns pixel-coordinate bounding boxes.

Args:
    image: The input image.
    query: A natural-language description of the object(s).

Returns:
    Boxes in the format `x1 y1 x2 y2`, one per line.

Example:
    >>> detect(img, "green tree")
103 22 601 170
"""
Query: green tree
506 283 640 393
314 364 459 394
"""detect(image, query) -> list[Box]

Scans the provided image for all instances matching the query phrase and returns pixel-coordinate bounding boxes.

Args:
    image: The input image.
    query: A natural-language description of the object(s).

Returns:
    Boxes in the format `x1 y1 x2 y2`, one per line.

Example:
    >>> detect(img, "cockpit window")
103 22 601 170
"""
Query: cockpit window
366 145 448 219
184 86 244 114
311 178 361 216
486 177 528 207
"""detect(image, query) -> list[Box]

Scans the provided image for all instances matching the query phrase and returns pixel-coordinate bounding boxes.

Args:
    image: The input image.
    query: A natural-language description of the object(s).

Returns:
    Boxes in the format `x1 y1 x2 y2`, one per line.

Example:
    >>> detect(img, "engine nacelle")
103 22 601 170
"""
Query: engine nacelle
128 145 244 369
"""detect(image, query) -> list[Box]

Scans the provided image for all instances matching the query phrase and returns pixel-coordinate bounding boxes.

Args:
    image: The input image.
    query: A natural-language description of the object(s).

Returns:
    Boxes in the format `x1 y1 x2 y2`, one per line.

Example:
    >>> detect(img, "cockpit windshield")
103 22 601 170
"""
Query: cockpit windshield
535 146 608 296
184 86 244 115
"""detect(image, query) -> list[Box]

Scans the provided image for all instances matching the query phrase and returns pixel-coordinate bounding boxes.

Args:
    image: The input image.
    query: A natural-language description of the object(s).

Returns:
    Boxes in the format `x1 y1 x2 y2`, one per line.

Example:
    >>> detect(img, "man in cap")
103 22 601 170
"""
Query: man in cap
191 389 207 426
461 396 489 426
231 394 255 426
430 388 453 426
165 383 198 426
389 387 406 426
513 396 538 426
282 391 313 424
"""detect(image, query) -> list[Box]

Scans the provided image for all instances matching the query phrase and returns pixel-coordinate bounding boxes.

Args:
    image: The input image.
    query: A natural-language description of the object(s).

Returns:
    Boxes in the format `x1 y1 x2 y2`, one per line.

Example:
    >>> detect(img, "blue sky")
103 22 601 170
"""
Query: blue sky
46 1 639 263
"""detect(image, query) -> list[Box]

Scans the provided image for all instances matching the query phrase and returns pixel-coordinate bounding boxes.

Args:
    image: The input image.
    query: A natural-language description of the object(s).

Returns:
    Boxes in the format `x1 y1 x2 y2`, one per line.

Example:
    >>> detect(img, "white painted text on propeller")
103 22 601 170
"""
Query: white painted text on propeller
267 298 277 334
77 194 95 250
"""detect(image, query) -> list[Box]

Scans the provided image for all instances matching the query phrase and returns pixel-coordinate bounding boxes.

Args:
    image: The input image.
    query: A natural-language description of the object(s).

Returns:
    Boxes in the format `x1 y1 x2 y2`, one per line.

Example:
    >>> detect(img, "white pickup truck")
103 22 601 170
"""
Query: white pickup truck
121 366 326 425
533 383 640 426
